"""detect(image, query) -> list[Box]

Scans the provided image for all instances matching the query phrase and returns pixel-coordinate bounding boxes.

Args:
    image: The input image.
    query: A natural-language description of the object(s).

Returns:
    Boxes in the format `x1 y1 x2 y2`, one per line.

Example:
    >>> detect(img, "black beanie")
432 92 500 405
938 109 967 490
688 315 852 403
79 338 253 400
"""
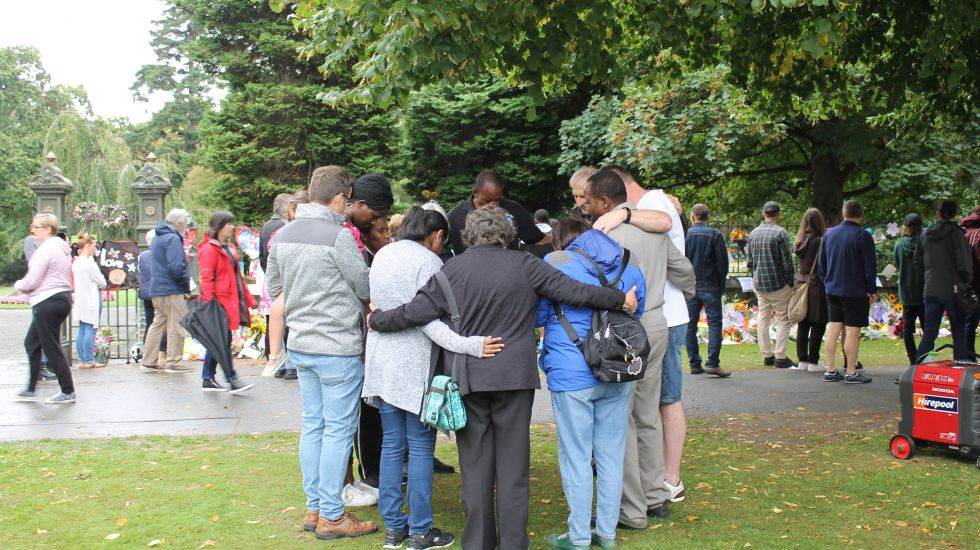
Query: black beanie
352 173 394 211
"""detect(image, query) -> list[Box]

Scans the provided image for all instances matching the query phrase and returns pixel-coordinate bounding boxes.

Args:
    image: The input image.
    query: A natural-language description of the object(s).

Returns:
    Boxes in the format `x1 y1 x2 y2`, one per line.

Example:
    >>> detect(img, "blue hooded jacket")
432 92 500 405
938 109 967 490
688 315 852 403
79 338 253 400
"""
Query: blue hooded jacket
536 230 646 392
149 220 190 296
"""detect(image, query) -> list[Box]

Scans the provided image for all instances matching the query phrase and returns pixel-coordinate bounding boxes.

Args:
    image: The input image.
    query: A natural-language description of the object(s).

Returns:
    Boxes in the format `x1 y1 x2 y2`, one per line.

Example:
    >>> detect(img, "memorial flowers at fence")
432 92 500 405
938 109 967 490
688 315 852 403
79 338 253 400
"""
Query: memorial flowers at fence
71 202 134 240
94 327 113 362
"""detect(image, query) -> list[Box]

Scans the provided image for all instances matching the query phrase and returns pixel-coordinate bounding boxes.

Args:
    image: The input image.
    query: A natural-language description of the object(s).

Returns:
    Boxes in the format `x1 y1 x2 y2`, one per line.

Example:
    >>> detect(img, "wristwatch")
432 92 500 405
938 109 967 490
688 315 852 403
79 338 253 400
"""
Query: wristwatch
622 207 632 225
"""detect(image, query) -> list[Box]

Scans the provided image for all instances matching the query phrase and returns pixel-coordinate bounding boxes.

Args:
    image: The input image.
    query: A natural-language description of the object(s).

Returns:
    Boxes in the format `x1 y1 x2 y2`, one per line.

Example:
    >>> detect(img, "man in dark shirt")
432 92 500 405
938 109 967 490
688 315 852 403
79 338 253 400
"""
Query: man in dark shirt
685 204 730 377
447 169 551 255
818 200 877 383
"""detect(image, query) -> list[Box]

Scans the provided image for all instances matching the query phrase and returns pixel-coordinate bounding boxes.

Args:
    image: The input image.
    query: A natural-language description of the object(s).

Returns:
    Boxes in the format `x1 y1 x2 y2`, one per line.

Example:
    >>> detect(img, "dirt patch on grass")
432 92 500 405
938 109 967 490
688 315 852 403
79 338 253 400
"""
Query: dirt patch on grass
700 408 899 447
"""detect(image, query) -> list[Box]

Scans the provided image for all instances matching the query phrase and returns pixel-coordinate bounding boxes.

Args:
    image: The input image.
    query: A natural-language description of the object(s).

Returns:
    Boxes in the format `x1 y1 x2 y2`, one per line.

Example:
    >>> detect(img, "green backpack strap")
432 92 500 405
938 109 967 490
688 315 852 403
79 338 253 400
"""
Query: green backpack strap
433 271 463 383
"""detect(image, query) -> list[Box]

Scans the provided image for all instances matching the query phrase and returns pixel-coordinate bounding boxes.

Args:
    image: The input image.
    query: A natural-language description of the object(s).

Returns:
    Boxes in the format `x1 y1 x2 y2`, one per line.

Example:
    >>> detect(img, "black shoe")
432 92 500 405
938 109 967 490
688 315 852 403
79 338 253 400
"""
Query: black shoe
228 377 254 395
774 358 796 369
384 527 409 549
202 378 227 392
283 368 298 380
705 366 732 378
433 457 455 474
408 527 455 550
39 365 57 381
274 367 286 379
763 355 775 367
646 501 669 518
690 365 705 375
615 521 644 530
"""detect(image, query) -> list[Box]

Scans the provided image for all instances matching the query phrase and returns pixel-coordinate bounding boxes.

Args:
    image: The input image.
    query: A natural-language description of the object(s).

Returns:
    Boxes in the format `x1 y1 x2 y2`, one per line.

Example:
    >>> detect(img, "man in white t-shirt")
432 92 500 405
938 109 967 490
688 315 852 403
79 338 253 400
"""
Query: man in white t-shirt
595 165 691 509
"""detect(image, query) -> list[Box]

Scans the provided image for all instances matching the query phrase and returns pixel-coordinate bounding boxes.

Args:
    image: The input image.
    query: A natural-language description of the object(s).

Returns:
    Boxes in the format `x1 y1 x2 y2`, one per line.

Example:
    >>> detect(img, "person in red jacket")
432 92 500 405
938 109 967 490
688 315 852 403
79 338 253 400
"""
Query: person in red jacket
198 210 256 393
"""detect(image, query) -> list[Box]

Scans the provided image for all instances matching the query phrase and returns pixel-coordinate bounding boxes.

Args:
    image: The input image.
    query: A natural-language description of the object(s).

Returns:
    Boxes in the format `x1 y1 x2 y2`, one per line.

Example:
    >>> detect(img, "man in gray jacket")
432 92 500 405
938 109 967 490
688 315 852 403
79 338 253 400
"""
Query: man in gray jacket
266 165 377 540
583 169 696 527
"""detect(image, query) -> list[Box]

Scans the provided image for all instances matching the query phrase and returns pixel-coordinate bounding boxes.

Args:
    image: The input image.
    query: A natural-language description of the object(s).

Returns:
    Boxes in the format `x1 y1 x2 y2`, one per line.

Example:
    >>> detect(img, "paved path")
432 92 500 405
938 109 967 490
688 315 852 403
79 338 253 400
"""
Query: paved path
0 355 903 441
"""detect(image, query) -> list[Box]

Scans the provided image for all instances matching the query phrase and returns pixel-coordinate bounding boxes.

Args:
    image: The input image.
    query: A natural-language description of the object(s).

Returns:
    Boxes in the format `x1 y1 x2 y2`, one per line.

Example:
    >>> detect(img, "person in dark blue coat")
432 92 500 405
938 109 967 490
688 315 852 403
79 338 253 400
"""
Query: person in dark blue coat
138 229 166 361
140 210 192 373
535 220 646 550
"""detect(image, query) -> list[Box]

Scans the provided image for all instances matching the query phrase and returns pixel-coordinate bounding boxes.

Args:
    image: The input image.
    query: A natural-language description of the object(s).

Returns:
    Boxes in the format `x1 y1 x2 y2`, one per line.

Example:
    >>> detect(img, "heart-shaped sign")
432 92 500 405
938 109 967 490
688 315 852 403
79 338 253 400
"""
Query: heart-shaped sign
235 225 259 259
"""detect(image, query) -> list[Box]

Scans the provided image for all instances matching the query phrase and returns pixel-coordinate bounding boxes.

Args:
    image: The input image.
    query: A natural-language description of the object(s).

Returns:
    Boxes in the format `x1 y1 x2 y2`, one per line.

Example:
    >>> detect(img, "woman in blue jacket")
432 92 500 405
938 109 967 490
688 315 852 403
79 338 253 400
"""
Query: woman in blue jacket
536 219 646 550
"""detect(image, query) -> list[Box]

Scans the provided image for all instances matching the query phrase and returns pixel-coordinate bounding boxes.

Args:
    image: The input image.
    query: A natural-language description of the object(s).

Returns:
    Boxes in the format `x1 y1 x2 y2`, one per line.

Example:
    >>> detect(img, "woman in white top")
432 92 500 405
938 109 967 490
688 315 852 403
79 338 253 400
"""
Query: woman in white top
71 233 107 368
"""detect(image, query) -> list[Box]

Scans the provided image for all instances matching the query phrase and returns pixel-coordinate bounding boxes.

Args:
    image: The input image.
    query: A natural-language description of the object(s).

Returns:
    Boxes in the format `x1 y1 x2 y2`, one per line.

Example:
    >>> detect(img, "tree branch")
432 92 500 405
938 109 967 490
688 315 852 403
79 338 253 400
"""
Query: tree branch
842 182 878 198
730 164 810 178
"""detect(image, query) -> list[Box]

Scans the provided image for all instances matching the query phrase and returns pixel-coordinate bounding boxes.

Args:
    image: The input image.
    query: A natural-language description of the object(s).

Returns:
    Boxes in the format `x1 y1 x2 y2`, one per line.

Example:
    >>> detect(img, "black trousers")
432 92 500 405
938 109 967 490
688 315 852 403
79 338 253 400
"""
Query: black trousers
902 305 924 364
457 389 534 550
26 292 73 395
143 299 167 352
796 319 827 364
354 401 382 485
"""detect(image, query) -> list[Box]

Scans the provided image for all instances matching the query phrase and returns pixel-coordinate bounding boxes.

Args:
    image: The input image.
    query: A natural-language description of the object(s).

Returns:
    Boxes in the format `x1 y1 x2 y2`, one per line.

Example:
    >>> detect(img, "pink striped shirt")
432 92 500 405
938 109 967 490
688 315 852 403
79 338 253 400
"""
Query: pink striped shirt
14 237 72 305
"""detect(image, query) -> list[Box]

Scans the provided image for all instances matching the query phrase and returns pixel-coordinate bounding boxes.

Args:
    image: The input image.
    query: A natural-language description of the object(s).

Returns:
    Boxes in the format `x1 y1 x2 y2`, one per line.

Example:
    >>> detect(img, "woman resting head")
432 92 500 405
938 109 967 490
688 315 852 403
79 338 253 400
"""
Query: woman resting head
461 205 516 249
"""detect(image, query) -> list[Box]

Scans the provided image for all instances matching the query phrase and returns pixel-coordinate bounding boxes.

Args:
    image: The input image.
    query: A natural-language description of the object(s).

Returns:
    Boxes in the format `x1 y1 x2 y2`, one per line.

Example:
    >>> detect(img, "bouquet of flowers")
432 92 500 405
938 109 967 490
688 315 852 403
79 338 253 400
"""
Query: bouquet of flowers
72 202 100 223
94 327 113 362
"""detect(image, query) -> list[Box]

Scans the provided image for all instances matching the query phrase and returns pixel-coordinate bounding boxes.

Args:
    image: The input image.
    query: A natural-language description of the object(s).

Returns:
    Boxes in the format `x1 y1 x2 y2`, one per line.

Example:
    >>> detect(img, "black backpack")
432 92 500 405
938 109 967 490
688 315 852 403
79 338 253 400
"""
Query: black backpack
553 248 651 383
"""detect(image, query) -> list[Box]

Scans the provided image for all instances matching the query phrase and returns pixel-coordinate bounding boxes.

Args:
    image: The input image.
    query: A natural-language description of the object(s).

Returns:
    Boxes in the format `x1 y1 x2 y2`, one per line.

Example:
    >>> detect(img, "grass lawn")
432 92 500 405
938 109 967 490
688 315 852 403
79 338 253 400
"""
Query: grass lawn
1 421 976 549
0 286 138 310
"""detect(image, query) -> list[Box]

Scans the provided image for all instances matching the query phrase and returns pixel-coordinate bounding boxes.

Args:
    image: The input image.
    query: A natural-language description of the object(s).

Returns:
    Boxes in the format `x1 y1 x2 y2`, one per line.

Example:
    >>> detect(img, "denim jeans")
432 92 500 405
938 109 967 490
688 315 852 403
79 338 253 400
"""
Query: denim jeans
965 310 979 361
378 399 436 535
685 289 722 369
76 322 96 363
293 351 364 521
660 324 686 404
916 296 969 361
551 383 632 546
202 329 236 382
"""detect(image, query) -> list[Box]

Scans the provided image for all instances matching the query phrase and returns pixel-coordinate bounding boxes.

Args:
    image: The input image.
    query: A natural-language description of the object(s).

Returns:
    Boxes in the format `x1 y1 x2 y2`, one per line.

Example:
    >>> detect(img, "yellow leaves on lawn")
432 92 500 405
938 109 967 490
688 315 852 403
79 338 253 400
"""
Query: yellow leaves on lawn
106 533 120 541
921 501 937 508
210 515 220 522
198 541 217 549
36 528 48 535
116 518 128 526
686 515 700 521
148 539 164 547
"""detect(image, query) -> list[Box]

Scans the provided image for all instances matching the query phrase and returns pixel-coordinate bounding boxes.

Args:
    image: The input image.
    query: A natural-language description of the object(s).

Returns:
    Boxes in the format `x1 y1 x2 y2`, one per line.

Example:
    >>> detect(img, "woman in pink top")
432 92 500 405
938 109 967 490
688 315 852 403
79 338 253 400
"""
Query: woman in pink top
13 213 76 404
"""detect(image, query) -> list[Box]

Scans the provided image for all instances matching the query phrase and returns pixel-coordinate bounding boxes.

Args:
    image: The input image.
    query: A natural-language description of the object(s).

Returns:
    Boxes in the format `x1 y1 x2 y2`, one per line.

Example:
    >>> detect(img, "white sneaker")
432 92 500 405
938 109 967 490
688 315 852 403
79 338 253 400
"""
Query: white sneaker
352 480 379 499
791 362 809 371
342 482 377 507
807 363 827 373
664 479 685 502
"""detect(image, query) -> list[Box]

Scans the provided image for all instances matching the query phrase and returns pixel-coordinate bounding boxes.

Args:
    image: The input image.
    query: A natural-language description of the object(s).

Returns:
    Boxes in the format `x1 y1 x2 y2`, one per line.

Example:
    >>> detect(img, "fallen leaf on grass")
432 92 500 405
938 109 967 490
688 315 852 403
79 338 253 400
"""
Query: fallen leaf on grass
281 506 296 514
772 507 783 514
210 515 219 522
922 501 937 508
245 521 260 525
735 487 749 494
919 528 930 534
686 515 699 521
198 541 216 548
539 499 551 504
36 528 47 535
894 521 908 527
106 533 120 541
696 482 711 490
148 539 164 547
950 520 957 531
200 465 211 470
116 518 127 526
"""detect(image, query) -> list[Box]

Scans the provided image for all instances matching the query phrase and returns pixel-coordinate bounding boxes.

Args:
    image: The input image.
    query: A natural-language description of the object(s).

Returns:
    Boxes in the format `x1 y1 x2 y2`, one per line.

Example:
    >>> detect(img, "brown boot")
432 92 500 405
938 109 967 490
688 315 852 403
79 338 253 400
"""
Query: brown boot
314 511 377 540
303 511 319 532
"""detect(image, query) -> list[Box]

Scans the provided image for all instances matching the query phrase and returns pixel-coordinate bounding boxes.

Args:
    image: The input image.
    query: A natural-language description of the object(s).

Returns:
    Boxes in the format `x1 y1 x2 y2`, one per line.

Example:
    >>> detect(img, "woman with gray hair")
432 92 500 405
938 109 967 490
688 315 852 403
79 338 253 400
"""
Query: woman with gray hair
369 206 637 550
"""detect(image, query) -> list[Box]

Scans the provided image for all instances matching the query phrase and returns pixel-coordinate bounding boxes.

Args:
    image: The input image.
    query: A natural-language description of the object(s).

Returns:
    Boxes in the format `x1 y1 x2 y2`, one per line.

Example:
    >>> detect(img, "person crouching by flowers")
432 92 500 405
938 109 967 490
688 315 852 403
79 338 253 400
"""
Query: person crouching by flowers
72 233 107 368
197 210 256 393
14 213 76 404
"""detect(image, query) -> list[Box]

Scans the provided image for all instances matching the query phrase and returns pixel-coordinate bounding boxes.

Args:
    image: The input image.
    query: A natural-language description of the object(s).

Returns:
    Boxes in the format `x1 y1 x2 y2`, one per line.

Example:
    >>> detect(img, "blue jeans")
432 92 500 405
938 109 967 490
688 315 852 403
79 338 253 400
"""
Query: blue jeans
378 399 436 534
551 383 632 546
293 352 364 520
76 322 96 363
965 309 979 361
202 329 236 381
685 289 722 369
916 296 969 361
660 324 686 404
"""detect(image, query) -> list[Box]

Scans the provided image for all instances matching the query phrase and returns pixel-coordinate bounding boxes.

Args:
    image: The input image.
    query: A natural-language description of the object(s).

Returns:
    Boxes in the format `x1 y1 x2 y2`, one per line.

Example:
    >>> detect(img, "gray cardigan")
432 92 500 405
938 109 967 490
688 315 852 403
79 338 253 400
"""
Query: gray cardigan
363 240 484 414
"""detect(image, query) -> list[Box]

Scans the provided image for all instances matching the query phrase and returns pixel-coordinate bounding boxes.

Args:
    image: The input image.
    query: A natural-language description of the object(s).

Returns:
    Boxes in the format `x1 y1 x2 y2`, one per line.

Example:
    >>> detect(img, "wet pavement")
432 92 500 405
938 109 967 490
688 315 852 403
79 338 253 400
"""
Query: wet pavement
0 310 903 442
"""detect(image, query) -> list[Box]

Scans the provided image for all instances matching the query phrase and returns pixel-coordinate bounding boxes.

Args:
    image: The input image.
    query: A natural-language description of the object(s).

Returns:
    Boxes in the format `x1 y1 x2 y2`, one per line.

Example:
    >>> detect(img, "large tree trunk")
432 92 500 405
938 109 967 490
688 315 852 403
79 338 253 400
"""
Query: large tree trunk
810 148 845 226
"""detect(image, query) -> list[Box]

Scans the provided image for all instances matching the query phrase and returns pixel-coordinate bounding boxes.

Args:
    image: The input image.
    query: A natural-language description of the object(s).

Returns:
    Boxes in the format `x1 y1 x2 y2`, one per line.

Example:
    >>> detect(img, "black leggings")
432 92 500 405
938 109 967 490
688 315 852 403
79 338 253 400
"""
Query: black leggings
26 292 74 394
796 319 827 364
902 305 925 364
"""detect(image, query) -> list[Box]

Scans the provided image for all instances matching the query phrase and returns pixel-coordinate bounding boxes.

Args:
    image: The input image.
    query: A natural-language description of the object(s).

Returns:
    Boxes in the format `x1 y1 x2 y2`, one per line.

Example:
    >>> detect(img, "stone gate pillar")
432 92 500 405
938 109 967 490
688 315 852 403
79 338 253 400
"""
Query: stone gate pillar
131 153 172 250
28 152 73 232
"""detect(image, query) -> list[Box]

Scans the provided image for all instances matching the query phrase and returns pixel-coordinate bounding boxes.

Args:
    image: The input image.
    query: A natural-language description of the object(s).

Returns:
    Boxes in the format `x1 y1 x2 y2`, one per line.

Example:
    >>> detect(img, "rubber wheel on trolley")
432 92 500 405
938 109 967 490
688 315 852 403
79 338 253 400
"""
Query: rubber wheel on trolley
889 434 915 459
